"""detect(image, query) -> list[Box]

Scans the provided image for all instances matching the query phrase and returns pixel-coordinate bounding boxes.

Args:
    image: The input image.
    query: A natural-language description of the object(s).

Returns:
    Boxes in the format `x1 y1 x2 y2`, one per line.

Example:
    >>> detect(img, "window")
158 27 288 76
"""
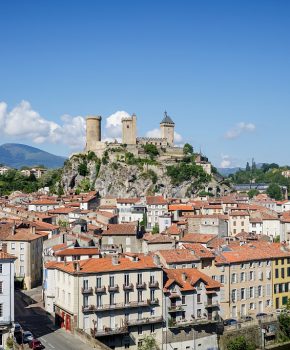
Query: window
241 288 245 300
150 324 155 333
150 308 155 316
231 273 237 283
97 295 102 307
110 293 115 305
0 264 2 274
109 276 115 287
138 326 142 335
150 289 155 301
220 275 225 283
250 303 255 310
250 287 254 298
20 266 24 276
282 259 285 265
240 272 245 282
125 292 130 304
0 304 2 317
182 295 186 305
258 285 262 297
250 271 254 281
0 282 2 294
20 243 24 250
281 268 285 279
137 273 142 285
11 242 15 250
138 291 143 302
124 274 129 286
282 296 288 305
275 269 279 279
96 277 102 288
197 294 201 303
231 289 237 303
197 309 201 318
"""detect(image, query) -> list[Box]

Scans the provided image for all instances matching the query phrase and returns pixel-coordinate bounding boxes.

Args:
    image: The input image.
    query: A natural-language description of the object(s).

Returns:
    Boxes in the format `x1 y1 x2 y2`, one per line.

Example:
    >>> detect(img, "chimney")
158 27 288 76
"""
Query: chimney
31 226 36 235
182 272 187 281
73 261 80 272
11 224 16 236
112 255 119 266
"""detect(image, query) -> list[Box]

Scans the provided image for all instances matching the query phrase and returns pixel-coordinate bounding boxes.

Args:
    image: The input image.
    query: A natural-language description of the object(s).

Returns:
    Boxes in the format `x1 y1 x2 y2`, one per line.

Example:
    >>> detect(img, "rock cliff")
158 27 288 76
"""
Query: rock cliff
61 151 231 198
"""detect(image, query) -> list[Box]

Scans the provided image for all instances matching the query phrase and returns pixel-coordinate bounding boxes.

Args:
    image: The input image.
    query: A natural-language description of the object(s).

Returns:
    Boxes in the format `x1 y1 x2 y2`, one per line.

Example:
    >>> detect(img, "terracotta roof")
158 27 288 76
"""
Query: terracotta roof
168 205 193 211
103 223 137 235
0 222 48 242
117 198 140 204
45 255 159 274
181 244 215 258
55 247 100 257
143 233 174 244
29 200 59 205
48 207 77 214
0 251 17 260
163 268 221 292
51 243 67 251
146 196 167 205
33 221 59 230
181 233 217 244
165 224 181 235
96 211 116 219
230 211 249 216
157 249 200 263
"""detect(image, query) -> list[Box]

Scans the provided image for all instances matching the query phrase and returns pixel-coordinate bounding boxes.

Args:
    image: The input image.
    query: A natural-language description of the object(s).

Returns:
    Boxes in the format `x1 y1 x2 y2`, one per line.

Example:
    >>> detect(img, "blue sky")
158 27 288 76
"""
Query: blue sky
0 0 289 167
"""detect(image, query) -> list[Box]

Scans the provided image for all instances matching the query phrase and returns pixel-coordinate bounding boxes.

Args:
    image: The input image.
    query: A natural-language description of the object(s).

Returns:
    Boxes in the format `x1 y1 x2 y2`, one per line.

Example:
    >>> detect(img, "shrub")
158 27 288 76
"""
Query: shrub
143 144 159 159
78 162 89 176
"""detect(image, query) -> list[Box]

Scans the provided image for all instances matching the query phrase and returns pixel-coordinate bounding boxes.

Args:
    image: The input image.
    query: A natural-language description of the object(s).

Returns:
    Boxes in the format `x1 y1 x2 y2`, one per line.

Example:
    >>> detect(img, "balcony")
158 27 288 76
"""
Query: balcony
149 281 159 288
95 286 106 293
169 292 180 299
168 315 218 328
95 300 150 312
82 305 96 313
81 287 93 294
108 284 119 292
204 301 220 308
127 316 163 326
123 283 134 291
168 305 184 313
91 326 128 337
136 282 147 289
148 298 159 306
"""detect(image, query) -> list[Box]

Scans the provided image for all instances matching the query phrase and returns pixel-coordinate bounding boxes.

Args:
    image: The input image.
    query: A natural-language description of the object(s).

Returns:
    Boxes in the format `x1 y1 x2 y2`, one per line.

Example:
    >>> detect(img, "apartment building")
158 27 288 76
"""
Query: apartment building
0 249 16 348
0 222 47 289
44 254 163 350
185 215 228 237
229 211 250 236
163 268 221 350
116 198 146 224
146 196 168 230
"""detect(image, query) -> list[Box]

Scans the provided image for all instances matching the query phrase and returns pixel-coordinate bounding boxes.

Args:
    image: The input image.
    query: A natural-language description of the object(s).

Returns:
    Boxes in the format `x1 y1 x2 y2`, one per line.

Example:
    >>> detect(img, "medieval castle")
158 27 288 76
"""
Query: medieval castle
85 112 177 155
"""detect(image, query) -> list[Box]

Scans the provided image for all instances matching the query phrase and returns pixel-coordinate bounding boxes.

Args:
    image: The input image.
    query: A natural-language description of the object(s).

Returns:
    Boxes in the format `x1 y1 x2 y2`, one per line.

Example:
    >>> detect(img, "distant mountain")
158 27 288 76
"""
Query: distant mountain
0 143 66 169
217 167 243 177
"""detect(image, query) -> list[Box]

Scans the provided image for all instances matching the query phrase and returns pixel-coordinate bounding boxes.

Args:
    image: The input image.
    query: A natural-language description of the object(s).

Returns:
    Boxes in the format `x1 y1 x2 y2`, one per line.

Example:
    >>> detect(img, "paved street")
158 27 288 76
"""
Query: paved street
15 288 95 350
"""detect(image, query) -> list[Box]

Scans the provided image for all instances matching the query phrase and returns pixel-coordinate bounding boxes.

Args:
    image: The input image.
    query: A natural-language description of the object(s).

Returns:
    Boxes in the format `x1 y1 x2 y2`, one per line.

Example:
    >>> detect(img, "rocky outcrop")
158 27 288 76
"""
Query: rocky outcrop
61 153 231 198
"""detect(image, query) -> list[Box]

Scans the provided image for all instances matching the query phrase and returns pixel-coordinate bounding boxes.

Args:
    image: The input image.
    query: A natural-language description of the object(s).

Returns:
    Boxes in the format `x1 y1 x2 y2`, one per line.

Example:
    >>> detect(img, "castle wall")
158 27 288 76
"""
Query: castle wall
122 115 137 145
160 123 174 145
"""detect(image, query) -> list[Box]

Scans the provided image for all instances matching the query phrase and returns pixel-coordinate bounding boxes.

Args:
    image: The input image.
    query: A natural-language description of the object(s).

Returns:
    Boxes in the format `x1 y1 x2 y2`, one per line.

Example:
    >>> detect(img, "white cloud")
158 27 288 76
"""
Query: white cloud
220 154 232 168
104 111 131 140
0 100 85 149
225 122 256 139
145 128 183 144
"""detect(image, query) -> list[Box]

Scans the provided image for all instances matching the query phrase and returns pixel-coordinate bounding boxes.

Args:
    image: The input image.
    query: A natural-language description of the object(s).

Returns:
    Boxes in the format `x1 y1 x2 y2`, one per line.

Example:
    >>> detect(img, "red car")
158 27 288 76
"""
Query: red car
29 339 44 349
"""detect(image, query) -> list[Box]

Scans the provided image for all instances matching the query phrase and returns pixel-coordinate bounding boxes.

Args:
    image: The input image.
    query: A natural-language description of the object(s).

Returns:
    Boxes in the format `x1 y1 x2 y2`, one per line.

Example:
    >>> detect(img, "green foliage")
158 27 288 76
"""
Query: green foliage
138 335 160 350
102 150 109 165
274 235 280 243
95 158 101 177
78 161 89 176
6 336 14 349
143 144 159 159
141 170 158 184
167 162 211 186
198 190 214 197
140 213 147 227
183 143 193 155
267 183 283 200
76 178 91 193
278 312 290 341
111 162 119 170
58 219 69 228
0 169 40 195
87 151 97 161
152 224 159 234
248 189 259 199
226 336 255 350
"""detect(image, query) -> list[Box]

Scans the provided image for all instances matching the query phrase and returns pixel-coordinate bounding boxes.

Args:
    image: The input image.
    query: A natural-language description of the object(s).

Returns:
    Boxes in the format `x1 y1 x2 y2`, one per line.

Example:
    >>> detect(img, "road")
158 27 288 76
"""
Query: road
15 289 95 350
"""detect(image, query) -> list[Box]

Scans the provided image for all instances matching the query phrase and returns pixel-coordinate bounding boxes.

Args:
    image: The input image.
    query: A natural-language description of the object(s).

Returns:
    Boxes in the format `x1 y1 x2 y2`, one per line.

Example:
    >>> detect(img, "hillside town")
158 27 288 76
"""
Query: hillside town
2 186 290 349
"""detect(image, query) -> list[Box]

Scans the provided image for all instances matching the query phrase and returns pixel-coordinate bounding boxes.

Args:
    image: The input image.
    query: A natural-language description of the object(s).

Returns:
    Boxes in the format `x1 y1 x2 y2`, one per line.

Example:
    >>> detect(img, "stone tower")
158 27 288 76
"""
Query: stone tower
122 114 137 145
86 116 102 151
160 111 175 145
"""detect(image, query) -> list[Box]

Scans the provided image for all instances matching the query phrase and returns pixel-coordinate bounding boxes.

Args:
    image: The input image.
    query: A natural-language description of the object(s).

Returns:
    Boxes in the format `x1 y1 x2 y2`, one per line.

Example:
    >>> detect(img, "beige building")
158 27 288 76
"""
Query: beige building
0 222 47 289
44 254 163 350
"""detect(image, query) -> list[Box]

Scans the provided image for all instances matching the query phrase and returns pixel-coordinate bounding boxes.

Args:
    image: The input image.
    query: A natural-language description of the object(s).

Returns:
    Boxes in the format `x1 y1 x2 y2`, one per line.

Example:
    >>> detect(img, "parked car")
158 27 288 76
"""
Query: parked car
29 339 45 349
13 322 22 334
23 331 34 344
223 318 237 326
256 312 268 319
241 315 253 322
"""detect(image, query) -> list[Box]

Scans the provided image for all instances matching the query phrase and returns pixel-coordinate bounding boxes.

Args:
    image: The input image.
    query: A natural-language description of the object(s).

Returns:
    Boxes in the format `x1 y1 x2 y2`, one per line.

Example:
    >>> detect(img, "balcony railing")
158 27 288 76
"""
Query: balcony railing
127 316 163 326
168 317 214 328
136 282 147 289
149 281 159 288
168 305 184 312
148 298 159 305
82 305 96 313
81 287 93 294
95 286 106 293
204 301 220 308
123 283 134 291
108 284 119 292
94 300 150 312
91 326 128 337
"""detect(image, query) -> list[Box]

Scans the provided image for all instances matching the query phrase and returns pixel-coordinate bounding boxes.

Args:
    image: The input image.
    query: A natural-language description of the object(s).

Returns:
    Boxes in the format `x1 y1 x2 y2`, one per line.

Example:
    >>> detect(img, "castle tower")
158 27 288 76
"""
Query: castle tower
160 111 175 145
122 114 137 145
86 116 102 151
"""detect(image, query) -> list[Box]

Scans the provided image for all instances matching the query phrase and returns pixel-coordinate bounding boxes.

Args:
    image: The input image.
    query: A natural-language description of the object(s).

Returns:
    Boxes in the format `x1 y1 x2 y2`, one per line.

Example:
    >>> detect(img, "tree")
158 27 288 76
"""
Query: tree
266 183 283 200
227 336 255 350
183 143 193 155
143 144 159 159
278 312 290 340
246 162 251 172
248 189 259 199
138 335 160 350
78 162 89 176
152 224 159 234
